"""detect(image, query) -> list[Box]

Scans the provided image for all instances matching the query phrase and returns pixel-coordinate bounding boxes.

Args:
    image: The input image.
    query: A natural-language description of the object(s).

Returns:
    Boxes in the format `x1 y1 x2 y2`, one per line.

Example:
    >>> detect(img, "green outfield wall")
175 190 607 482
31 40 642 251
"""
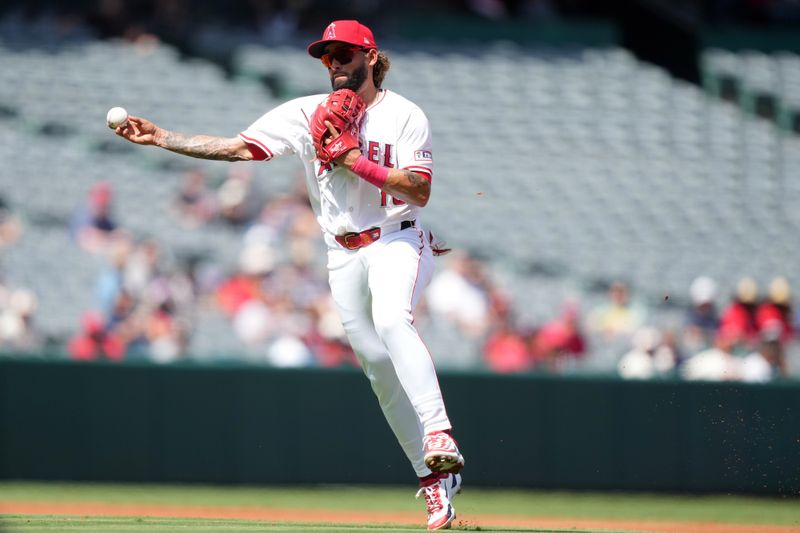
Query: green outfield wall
1 359 798 494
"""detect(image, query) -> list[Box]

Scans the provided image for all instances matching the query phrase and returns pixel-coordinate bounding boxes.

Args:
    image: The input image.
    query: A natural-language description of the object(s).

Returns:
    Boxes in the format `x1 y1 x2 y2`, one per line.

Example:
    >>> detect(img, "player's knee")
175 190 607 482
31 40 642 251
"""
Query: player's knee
339 319 390 364
372 309 413 342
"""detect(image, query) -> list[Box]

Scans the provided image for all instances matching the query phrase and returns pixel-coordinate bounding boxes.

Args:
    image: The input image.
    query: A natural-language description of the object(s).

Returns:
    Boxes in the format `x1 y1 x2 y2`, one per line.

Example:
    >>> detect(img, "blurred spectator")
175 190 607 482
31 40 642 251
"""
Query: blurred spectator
531 326 566 372
259 289 314 364
304 295 357 368
660 328 686 369
218 242 275 319
0 195 23 249
68 311 125 362
222 242 278 350
106 289 139 343
154 258 197 319
588 281 646 339
617 326 676 379
681 326 739 381
0 288 42 352
231 298 273 347
756 276 794 345
683 276 720 353
265 334 315 367
243 176 324 267
173 168 217 228
70 181 126 254
250 185 316 236
426 250 491 337
739 333 785 383
719 276 760 349
143 300 186 363
217 166 260 227
124 239 162 296
283 238 328 302
483 317 531 373
95 237 132 315
532 300 587 369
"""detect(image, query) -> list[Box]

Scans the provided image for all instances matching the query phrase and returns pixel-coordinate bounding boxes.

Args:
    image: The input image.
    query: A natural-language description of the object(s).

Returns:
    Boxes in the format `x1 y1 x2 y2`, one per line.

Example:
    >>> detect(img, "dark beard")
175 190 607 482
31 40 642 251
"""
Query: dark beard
331 62 368 91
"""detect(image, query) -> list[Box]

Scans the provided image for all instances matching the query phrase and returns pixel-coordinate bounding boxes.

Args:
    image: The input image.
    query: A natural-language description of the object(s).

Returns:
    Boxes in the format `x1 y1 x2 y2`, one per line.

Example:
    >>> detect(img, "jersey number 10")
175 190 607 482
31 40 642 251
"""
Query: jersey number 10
367 141 403 207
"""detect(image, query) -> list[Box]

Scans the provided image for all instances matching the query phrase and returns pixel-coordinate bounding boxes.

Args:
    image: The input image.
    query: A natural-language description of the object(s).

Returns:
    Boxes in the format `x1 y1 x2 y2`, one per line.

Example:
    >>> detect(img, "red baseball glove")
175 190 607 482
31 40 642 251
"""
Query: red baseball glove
310 89 366 164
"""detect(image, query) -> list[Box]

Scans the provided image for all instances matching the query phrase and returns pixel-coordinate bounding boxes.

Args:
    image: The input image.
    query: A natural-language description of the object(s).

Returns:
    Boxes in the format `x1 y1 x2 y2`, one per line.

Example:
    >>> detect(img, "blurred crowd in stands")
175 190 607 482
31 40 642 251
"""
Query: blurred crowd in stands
1 1 797 380
0 169 788 383
3 0 799 56
426 251 793 382
613 275 792 382
67 181 194 363
1 0 574 52
60 171 357 368
0 196 42 354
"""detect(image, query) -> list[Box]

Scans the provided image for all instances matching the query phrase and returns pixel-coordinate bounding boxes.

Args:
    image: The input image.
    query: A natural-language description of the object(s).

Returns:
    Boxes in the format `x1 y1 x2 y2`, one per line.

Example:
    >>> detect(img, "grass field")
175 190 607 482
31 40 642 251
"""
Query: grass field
1 481 798 532
1 517 446 533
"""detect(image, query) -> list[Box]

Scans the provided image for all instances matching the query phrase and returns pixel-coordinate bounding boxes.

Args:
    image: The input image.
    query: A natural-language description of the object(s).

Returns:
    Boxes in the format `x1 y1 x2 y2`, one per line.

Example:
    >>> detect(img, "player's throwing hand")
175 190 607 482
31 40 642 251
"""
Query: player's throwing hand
115 116 160 146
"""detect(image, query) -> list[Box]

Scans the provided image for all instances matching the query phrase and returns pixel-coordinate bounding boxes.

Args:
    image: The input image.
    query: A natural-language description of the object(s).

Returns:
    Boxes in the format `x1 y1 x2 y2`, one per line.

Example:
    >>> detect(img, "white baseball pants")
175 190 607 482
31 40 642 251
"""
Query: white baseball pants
327 226 452 477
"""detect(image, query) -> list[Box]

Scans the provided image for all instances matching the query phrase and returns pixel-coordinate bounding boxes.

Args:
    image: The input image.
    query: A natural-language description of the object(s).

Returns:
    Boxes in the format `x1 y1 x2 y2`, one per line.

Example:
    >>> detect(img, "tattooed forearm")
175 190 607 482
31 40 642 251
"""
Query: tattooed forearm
403 169 426 187
383 169 431 207
156 131 249 161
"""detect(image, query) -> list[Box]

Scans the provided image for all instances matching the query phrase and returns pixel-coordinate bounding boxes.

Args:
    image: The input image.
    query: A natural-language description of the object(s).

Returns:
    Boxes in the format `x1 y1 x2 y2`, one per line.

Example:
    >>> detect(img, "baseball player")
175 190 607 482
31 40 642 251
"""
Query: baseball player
113 20 464 530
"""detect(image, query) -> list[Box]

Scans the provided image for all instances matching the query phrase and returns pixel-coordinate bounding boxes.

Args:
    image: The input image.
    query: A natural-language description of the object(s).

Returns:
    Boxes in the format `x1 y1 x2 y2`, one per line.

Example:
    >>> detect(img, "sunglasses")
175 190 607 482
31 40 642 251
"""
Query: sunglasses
321 46 366 68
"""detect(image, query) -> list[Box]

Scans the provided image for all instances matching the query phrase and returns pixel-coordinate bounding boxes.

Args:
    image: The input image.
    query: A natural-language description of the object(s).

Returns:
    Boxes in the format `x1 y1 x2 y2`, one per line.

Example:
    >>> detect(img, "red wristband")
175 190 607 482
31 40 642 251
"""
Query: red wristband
351 155 389 188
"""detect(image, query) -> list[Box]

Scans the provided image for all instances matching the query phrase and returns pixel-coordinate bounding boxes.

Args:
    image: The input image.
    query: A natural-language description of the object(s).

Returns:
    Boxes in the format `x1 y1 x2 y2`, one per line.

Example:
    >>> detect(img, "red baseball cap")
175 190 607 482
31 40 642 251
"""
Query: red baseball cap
90 181 112 206
307 20 377 58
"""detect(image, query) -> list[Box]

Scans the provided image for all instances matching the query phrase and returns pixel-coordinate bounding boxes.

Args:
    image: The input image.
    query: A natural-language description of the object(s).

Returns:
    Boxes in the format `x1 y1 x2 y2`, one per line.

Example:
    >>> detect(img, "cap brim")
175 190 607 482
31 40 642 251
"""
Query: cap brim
308 39 336 58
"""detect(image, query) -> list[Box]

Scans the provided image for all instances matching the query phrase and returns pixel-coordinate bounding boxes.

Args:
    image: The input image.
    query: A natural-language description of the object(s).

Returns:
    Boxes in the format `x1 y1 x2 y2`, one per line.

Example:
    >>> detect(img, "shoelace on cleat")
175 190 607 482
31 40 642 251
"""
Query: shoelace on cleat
416 484 444 515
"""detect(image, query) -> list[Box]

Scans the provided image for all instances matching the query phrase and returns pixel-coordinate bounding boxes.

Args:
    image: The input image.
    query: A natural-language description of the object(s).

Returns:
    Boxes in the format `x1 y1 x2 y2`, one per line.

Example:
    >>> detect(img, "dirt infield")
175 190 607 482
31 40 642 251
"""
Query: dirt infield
2 501 797 533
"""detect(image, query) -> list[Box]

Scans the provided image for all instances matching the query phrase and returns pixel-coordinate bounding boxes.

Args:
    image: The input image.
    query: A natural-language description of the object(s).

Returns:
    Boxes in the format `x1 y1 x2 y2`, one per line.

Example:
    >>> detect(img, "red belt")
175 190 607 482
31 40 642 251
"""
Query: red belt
335 220 415 250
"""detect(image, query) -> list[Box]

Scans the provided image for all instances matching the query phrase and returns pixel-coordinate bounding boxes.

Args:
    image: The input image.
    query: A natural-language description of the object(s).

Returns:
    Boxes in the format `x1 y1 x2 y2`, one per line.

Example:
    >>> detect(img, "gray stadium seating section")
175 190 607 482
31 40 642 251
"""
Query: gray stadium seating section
703 48 800 114
1 30 798 370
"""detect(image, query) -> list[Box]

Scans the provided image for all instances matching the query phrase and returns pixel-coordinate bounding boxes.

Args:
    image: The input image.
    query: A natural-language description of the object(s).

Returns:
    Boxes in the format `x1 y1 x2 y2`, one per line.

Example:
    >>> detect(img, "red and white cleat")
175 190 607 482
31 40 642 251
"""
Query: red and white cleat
423 431 465 474
416 473 462 531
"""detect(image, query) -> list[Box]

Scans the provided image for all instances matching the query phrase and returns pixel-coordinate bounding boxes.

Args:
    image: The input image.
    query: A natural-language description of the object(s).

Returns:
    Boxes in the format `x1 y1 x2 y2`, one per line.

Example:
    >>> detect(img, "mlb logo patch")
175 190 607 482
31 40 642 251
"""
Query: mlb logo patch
414 150 433 161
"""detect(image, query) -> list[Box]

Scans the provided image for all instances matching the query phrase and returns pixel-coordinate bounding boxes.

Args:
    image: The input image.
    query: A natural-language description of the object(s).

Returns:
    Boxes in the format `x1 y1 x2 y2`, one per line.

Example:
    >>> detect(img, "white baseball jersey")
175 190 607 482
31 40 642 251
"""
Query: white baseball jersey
238 89 433 242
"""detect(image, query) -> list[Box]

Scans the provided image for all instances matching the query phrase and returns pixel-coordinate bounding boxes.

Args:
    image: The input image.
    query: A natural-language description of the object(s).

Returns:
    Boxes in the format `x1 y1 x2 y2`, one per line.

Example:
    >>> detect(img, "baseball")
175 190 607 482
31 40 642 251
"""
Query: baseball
106 107 128 129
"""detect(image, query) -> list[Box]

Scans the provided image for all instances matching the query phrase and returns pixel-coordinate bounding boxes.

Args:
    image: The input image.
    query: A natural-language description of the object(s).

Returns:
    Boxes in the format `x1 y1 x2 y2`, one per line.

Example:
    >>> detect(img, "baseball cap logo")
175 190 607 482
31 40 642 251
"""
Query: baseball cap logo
325 22 336 39
330 139 345 152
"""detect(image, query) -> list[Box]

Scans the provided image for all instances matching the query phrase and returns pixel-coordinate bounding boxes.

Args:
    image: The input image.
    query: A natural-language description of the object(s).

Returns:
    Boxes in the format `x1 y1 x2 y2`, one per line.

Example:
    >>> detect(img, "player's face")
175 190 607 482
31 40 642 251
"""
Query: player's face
322 44 369 92
320 45 364 69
